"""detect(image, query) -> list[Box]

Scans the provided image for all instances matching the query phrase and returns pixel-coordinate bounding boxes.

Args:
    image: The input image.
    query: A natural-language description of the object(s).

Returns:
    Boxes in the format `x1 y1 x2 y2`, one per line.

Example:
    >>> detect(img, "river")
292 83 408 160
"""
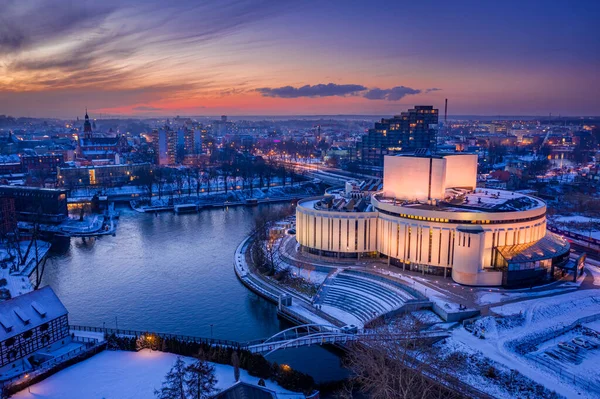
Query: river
42 204 347 383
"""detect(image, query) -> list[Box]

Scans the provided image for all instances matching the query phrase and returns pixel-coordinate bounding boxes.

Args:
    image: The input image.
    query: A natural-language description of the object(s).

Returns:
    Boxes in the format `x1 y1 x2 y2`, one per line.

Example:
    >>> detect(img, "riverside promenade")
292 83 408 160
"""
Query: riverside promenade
234 236 345 327
234 234 433 328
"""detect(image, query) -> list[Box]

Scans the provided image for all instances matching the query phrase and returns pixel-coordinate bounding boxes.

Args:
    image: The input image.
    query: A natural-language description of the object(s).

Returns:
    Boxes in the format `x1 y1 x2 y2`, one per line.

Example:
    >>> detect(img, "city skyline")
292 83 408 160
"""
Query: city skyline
1 0 599 118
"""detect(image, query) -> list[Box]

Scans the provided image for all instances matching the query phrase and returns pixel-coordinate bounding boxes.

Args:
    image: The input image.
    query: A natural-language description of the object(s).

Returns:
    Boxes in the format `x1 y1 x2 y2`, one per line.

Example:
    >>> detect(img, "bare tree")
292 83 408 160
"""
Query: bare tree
344 319 463 399
138 168 155 204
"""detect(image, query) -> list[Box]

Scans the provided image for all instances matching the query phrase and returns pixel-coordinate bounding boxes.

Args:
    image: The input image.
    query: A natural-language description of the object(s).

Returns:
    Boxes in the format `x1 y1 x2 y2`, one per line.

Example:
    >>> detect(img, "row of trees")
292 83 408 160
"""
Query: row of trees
137 161 303 203
105 333 315 395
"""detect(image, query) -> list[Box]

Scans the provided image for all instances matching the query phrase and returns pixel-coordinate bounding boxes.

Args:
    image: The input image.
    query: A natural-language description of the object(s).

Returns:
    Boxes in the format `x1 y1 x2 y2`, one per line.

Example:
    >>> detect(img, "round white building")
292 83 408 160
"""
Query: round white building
296 153 570 287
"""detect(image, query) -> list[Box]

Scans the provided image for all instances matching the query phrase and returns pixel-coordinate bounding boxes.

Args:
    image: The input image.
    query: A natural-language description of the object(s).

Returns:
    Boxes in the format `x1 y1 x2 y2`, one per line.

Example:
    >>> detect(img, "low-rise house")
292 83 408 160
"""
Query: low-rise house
0 287 69 368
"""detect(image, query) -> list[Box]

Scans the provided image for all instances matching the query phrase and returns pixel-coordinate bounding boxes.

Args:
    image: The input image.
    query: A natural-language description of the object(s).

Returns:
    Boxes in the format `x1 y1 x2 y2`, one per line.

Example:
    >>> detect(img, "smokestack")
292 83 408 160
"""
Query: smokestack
444 98 448 135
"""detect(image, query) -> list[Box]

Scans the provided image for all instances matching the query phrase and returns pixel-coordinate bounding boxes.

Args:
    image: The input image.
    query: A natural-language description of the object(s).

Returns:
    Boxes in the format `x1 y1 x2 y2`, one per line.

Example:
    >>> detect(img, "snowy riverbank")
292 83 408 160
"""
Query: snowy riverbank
13 349 305 399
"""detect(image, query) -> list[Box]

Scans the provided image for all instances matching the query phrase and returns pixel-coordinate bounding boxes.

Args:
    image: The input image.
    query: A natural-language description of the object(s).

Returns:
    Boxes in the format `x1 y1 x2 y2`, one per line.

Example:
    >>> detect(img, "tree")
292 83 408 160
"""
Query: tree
326 155 340 168
174 170 185 198
232 351 240 382
138 168 155 204
344 318 463 399
155 357 187 399
185 358 217 399
185 168 193 196
194 167 202 197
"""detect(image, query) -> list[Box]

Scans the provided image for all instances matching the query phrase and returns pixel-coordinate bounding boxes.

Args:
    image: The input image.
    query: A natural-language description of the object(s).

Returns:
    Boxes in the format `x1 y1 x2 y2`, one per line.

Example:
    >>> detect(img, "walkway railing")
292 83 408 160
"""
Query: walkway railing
1 339 104 388
69 325 243 348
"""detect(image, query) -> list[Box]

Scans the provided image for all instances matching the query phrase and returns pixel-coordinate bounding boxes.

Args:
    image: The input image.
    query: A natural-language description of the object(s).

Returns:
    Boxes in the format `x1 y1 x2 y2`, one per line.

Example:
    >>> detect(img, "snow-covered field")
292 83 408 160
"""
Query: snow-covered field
440 288 600 399
13 350 304 399
549 215 600 240
476 287 578 305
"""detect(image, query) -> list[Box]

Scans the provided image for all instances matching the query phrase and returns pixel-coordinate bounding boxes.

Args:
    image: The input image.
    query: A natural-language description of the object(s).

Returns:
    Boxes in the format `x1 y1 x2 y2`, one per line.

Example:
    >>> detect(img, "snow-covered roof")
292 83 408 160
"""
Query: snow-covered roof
0 286 68 342
213 381 278 399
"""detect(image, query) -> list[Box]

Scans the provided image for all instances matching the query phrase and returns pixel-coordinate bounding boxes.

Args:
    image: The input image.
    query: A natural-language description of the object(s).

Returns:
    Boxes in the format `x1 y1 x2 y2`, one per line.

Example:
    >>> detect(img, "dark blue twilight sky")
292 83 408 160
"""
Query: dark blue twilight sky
0 0 598 117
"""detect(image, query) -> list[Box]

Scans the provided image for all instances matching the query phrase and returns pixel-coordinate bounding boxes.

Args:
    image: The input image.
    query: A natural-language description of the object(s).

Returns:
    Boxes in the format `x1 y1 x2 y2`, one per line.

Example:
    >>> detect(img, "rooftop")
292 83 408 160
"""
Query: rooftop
496 233 569 263
375 188 544 214
0 286 68 342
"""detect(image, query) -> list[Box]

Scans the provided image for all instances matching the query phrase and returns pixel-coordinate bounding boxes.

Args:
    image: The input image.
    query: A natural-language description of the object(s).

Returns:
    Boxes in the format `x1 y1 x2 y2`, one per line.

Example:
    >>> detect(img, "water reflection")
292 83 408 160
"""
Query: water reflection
43 204 347 382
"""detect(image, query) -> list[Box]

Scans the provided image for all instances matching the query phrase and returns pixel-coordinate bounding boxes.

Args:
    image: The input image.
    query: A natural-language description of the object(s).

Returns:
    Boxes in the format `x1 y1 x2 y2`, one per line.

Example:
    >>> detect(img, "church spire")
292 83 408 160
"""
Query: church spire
83 108 93 137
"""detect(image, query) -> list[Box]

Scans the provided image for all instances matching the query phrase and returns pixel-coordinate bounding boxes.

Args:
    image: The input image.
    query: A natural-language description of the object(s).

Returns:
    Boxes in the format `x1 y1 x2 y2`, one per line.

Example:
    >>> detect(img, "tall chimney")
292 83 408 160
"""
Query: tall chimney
444 98 448 135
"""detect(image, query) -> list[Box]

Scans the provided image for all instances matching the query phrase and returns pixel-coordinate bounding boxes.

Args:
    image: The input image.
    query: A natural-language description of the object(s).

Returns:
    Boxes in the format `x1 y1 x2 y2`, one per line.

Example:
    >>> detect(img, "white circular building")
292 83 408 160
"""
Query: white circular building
296 153 570 287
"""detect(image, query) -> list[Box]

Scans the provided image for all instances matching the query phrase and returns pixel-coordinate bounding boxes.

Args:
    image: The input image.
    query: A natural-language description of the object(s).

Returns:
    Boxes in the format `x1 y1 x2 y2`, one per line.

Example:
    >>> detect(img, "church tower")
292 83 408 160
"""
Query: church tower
83 108 93 139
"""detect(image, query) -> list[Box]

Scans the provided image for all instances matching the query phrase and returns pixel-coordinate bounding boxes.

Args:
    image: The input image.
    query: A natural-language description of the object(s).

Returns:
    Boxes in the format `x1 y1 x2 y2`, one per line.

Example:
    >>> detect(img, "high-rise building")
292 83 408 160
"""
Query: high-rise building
181 127 202 156
151 126 202 165
151 127 177 165
357 105 438 166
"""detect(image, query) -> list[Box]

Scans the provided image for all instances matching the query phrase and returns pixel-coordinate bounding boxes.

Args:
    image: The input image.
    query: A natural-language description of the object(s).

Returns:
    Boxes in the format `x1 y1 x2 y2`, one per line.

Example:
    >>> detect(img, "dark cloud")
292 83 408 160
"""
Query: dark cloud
0 1 116 54
2 0 289 92
257 83 367 98
363 86 421 101
425 87 442 93
256 83 428 101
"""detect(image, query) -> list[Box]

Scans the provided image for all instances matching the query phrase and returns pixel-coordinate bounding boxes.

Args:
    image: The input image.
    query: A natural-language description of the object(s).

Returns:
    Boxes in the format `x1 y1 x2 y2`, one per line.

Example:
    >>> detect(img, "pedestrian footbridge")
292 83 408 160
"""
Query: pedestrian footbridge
244 323 449 356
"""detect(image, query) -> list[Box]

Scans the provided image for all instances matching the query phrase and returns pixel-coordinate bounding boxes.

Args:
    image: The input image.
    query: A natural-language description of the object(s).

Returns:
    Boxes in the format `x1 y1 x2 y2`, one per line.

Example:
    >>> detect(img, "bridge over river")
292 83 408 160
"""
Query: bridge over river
71 323 450 356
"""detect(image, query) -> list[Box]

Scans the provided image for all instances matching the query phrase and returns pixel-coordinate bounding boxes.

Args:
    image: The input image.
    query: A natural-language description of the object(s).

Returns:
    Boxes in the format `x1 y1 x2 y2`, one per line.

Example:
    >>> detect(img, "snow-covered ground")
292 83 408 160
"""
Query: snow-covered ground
476 287 578 305
441 288 600 399
13 349 304 399
491 288 600 322
0 270 31 299
0 240 52 299
376 268 469 312
290 267 328 284
587 260 600 286
549 214 600 240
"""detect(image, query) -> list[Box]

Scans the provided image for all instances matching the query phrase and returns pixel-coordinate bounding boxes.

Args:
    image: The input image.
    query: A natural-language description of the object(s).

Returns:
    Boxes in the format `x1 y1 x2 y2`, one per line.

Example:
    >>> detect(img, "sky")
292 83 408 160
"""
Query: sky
0 0 599 118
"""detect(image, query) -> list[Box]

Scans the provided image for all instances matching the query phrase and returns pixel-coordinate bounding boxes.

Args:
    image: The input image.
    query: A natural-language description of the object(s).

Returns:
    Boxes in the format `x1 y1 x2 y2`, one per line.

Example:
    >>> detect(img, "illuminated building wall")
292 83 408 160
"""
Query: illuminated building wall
296 153 566 287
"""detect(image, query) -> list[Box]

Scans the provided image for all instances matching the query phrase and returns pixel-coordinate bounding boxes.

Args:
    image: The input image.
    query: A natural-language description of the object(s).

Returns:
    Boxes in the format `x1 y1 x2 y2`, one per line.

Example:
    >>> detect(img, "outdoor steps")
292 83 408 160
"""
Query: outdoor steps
329 281 403 310
321 290 391 322
315 270 425 325
321 297 373 323
332 276 407 306
343 269 424 299
324 287 388 314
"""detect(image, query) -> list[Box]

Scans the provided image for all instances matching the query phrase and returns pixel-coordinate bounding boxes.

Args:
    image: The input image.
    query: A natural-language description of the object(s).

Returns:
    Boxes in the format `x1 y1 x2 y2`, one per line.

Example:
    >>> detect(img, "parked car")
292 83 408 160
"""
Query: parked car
558 341 578 353
572 337 591 349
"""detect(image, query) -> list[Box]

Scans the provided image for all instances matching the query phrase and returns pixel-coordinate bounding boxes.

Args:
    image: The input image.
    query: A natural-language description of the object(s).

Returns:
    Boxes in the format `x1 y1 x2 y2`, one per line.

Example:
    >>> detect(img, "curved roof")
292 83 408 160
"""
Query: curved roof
496 232 570 263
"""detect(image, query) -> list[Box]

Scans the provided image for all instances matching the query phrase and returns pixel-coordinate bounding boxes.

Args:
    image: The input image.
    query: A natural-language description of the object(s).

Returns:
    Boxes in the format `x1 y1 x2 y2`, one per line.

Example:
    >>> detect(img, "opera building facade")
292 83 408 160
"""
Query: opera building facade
296 153 570 287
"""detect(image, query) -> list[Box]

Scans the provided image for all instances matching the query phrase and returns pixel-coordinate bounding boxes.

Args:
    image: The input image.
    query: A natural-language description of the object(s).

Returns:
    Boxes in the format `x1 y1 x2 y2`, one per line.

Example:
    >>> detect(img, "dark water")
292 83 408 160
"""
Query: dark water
42 205 347 383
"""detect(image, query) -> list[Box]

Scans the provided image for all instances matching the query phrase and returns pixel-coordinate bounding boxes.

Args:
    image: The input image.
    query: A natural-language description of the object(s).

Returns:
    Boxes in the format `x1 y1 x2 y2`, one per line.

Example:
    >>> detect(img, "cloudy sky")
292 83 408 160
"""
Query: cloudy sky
1 0 598 118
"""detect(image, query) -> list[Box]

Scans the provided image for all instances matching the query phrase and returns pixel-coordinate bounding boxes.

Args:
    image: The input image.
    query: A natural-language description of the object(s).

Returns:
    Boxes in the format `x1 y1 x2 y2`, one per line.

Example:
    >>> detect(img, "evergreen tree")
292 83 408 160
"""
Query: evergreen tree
155 357 187 399
185 359 217 399
231 351 240 382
